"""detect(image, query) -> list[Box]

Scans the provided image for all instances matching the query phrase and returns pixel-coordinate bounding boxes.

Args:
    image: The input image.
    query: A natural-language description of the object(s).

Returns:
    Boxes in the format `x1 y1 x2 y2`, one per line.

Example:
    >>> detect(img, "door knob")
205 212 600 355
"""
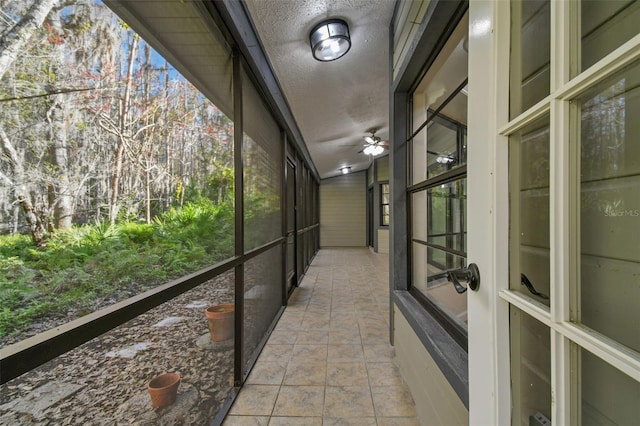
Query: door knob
428 263 481 293
448 263 480 292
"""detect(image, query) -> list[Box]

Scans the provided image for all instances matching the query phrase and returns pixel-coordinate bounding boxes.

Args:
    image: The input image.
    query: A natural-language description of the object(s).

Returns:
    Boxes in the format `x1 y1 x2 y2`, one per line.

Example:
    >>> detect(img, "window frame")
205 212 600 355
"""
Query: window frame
389 0 471 408
407 81 470 350
380 182 390 227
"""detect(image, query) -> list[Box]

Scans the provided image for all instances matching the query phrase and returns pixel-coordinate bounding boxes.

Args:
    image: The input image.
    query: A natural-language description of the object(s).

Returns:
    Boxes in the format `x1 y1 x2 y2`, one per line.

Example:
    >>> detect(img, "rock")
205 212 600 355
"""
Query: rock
0 381 84 419
185 300 209 309
105 342 150 359
152 317 188 327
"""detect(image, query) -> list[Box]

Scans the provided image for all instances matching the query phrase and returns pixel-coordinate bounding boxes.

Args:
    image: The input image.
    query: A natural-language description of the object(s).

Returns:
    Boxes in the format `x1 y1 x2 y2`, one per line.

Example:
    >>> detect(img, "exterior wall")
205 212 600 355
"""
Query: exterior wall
376 156 389 181
320 172 366 246
392 0 430 80
393 303 468 425
377 229 389 254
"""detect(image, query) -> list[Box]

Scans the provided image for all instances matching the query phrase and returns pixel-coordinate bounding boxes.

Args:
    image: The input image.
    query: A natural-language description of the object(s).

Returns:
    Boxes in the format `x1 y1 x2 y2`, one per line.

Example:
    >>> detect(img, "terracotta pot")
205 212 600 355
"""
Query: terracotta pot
148 372 181 408
205 304 234 341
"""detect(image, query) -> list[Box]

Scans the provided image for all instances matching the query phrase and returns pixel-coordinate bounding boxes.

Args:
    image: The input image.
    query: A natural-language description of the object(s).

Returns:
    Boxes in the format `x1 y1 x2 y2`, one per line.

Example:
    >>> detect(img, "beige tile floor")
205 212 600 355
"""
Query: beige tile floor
223 248 419 426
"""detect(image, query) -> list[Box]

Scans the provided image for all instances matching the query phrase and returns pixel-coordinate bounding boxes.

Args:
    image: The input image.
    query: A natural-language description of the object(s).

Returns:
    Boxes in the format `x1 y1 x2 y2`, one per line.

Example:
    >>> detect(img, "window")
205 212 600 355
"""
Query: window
0 0 235 343
504 1 640 424
381 183 390 226
408 12 469 345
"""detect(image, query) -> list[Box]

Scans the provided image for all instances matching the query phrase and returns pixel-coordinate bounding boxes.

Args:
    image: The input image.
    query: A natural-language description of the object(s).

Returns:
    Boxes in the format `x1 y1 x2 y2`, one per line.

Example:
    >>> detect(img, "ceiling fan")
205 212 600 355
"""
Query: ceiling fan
360 129 389 156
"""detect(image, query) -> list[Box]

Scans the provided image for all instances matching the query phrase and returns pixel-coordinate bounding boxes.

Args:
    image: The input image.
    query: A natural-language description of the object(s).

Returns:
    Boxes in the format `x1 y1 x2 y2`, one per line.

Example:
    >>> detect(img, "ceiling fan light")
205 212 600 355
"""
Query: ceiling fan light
372 145 384 156
436 155 454 164
363 144 384 156
340 166 351 174
309 19 351 62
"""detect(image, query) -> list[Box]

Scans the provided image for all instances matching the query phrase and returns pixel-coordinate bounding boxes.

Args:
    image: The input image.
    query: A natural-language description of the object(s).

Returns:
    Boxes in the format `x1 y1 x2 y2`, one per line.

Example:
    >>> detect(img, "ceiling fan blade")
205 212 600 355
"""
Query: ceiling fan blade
364 136 375 144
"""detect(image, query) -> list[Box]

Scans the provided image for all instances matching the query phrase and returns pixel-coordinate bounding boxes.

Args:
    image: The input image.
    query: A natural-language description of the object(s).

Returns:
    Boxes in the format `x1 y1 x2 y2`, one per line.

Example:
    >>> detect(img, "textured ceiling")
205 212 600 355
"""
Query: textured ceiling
244 0 396 179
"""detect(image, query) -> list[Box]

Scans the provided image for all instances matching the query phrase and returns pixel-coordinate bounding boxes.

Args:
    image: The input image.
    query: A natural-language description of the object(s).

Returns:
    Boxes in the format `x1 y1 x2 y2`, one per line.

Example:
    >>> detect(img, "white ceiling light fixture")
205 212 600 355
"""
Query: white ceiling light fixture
363 144 384 156
309 19 351 62
436 154 455 164
340 166 351 174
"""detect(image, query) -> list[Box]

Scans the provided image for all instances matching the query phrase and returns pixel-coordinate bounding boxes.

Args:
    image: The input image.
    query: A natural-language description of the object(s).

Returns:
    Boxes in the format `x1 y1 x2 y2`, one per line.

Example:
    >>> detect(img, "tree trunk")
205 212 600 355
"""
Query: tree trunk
47 94 74 230
18 195 48 247
143 43 152 224
145 166 151 224
12 205 19 234
0 0 60 81
0 126 48 247
109 34 138 224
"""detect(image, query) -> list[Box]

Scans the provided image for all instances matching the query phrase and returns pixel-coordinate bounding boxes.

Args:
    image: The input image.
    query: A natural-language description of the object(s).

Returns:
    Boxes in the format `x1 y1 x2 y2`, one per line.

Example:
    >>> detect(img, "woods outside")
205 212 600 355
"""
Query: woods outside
0 0 279 341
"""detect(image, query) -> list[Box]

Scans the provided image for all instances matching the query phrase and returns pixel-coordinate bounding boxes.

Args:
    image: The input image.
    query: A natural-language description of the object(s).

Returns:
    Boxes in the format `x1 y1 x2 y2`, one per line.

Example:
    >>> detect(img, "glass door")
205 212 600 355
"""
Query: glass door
468 0 640 424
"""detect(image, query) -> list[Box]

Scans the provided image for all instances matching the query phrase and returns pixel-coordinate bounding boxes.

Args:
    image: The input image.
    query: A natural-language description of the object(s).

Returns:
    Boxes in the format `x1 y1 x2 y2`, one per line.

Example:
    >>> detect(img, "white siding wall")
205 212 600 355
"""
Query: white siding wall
376 156 389 181
394 304 468 425
377 229 389 254
320 172 366 247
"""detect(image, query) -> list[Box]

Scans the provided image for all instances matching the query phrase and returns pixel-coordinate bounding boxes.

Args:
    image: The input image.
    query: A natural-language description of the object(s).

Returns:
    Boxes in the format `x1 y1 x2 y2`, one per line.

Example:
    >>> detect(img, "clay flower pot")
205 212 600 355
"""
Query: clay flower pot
148 372 181 408
205 304 234 342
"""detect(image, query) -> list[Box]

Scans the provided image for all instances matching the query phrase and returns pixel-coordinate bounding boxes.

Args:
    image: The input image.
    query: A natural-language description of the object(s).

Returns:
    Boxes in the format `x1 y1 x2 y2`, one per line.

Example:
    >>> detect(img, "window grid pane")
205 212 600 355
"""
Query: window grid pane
576 0 640 77
574 59 640 354
510 306 551 426
510 0 550 119
573 343 640 424
509 115 551 305
411 176 468 332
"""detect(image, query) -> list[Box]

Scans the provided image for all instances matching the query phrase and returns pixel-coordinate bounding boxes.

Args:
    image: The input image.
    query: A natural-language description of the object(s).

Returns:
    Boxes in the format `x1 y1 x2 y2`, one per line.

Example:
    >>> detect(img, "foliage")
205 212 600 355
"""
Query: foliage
0 1 277 342
0 199 234 337
0 1 234 243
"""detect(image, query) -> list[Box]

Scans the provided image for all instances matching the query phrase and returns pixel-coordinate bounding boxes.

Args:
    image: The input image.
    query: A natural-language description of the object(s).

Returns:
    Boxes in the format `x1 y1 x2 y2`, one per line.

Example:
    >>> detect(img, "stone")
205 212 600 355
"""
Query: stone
185 300 208 309
105 342 149 359
153 317 188 327
0 381 84 419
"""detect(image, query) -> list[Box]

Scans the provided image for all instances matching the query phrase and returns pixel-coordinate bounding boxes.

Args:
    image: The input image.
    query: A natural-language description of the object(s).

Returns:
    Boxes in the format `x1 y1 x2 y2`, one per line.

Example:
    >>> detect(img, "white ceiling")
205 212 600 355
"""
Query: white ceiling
243 0 396 179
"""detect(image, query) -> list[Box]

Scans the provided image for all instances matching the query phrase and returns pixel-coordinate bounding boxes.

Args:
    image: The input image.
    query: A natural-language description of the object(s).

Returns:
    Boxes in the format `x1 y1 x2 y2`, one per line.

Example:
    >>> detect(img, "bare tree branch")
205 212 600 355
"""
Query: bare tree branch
0 85 108 102
0 0 60 81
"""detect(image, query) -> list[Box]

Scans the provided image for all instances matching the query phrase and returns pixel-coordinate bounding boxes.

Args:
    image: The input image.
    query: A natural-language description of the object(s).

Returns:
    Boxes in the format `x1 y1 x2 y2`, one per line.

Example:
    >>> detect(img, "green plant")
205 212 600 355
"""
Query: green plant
0 198 236 338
